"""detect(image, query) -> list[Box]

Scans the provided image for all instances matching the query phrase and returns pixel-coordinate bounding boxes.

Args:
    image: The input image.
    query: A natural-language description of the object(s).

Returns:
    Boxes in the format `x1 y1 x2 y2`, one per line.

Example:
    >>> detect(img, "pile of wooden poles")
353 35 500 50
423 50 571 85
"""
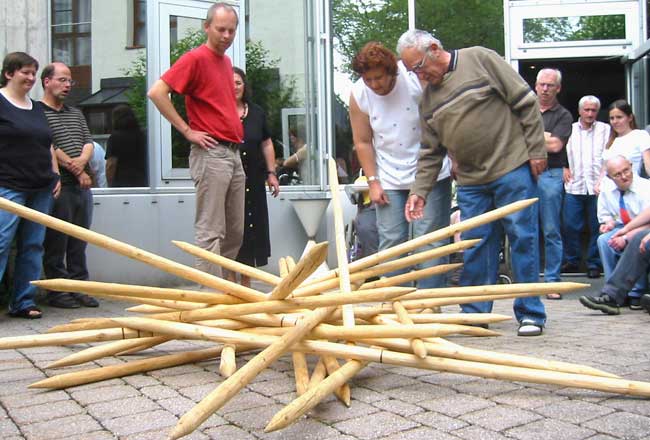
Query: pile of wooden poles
0 159 649 439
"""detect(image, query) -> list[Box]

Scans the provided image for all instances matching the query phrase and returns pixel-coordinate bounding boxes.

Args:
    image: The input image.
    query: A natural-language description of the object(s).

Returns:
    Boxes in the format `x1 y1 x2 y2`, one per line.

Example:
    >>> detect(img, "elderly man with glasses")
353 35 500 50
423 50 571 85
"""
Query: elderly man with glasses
397 29 548 336
580 155 650 313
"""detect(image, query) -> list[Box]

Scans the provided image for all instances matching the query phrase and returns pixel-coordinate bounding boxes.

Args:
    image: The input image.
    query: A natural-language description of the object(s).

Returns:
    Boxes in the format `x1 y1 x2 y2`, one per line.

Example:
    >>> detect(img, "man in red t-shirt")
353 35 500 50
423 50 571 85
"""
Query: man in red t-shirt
148 2 244 279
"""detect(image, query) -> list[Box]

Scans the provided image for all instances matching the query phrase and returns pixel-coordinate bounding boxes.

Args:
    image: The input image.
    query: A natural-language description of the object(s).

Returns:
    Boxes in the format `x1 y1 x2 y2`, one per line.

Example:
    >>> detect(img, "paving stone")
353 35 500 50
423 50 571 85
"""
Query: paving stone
0 367 46 383
8 398 84 424
102 409 178 436
57 431 118 440
0 417 20 437
20 414 103 440
247 377 297 396
125 427 208 440
419 373 479 387
506 418 595 440
452 426 512 440
334 411 419 440
148 364 202 378
0 389 70 409
459 406 542 431
0 358 34 371
222 403 284 430
582 411 650 439
158 370 221 388
379 426 459 440
601 396 650 416
410 410 469 432
355 373 421 392
177 383 218 401
156 396 227 428
0 379 41 397
220 391 275 414
383 383 456 404
535 399 615 424
123 374 161 388
348 386 389 403
452 378 524 398
203 424 255 439
71 384 140 405
63 378 125 392
257 418 341 440
311 399 379 423
86 396 159 420
372 398 424 417
419 393 494 417
491 387 568 409
141 384 182 400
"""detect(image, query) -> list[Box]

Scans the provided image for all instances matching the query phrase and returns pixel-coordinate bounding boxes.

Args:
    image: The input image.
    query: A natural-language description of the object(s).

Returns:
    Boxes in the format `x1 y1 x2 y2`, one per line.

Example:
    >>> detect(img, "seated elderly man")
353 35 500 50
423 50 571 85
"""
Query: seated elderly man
580 206 650 315
580 155 650 312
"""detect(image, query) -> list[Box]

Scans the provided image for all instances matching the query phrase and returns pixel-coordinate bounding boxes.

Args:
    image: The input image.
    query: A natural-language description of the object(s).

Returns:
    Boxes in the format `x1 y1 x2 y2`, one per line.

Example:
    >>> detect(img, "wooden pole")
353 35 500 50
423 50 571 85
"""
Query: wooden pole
291 239 478 298
392 301 427 359
172 240 281 286
0 196 266 303
32 279 243 305
307 358 327 389
0 328 154 349
308 198 538 283
29 346 250 389
46 336 170 369
359 263 462 290
396 282 590 301
292 352 310 395
219 344 237 377
378 313 511 325
268 242 329 300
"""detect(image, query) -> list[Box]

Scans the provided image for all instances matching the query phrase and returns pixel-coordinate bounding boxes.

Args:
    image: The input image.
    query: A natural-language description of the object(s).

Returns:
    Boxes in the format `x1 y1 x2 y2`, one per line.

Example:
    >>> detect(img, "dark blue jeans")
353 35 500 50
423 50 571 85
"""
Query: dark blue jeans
457 164 546 326
538 168 564 282
0 186 53 313
602 229 650 304
562 193 601 269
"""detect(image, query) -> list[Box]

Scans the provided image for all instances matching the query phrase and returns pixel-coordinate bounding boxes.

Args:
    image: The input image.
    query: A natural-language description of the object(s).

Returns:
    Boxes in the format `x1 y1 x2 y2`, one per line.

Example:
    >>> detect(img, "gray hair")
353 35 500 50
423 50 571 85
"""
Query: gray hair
536 68 562 86
578 95 601 111
206 2 238 25
396 29 443 56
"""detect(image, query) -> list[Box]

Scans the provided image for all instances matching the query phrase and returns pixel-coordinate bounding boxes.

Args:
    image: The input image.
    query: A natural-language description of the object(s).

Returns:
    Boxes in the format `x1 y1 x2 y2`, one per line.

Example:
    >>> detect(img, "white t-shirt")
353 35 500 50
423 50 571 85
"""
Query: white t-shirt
352 61 450 190
601 129 650 191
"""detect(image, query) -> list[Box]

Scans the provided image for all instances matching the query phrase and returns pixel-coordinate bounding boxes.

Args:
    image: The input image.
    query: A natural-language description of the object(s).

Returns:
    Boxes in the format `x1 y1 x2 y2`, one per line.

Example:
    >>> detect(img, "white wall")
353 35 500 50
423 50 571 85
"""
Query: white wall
0 0 49 99
91 0 144 92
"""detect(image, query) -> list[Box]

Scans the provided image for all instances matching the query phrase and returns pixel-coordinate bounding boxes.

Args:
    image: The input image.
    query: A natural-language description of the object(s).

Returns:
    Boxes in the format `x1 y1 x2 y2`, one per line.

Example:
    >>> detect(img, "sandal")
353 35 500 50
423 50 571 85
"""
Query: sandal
9 306 43 319
546 293 562 300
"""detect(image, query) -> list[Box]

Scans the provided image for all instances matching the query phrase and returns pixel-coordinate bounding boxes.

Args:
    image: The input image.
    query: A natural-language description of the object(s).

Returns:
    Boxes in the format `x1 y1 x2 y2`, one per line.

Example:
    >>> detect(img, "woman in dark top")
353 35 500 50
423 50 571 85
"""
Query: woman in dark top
106 104 148 187
229 67 279 287
0 52 61 319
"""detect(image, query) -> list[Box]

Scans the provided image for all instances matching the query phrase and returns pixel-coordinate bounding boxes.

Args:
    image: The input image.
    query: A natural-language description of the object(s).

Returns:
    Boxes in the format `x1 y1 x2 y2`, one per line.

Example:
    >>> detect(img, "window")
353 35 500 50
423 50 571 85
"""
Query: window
51 0 92 96
132 0 146 47
523 14 626 44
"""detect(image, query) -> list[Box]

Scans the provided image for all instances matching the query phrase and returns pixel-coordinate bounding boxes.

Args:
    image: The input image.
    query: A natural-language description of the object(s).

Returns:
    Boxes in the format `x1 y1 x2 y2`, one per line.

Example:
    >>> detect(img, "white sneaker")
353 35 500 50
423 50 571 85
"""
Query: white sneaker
517 319 543 336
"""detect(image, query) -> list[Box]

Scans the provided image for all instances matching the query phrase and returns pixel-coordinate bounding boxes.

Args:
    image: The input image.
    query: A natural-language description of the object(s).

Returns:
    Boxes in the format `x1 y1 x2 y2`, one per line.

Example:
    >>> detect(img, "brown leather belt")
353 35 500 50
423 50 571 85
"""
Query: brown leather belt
214 138 240 150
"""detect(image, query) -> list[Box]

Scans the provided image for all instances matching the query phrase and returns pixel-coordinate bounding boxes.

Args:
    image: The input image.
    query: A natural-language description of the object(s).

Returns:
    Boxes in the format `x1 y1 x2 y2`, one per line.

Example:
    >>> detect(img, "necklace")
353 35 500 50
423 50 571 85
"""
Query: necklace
239 103 248 121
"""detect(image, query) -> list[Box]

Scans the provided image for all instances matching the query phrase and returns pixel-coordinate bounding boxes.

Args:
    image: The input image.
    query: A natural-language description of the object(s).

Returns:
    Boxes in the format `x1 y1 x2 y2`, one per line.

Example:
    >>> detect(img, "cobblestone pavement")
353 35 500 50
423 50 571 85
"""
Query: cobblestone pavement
1 276 650 439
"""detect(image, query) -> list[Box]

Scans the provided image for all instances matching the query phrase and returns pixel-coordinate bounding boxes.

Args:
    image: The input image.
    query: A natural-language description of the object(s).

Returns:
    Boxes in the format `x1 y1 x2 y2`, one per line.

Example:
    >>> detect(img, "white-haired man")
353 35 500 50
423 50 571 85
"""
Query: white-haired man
562 95 610 279
398 29 547 336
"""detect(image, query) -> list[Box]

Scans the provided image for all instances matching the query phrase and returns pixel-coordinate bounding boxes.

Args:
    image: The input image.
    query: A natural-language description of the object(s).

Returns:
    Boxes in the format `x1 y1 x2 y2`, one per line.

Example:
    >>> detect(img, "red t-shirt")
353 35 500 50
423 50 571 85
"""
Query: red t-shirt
161 44 243 143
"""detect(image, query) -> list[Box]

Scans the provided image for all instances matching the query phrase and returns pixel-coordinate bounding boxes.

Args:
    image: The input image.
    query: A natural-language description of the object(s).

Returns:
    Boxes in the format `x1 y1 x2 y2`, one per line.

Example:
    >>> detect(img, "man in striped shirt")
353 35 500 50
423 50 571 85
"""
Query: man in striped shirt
39 62 98 309
562 96 610 279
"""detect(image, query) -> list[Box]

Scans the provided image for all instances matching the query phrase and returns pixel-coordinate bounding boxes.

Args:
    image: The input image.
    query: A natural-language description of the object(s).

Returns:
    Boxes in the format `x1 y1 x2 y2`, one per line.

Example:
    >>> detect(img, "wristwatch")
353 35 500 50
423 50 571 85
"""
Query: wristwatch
367 175 380 183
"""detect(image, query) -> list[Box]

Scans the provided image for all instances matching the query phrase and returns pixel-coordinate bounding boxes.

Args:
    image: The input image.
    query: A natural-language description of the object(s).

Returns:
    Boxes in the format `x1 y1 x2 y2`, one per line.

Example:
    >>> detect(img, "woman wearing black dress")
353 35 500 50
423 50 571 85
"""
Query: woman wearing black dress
230 67 279 287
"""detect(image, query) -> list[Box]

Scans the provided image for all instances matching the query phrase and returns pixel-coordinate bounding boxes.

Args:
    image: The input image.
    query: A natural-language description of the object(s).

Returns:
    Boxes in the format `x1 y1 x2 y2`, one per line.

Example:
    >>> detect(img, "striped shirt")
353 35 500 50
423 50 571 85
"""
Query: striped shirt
565 120 610 195
40 103 93 186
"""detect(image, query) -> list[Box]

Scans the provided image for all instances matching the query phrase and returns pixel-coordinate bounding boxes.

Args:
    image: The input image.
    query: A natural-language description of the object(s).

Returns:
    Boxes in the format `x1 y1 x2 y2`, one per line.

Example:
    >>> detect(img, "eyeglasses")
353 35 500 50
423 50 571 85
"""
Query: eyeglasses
412 49 430 73
610 168 632 180
53 77 77 86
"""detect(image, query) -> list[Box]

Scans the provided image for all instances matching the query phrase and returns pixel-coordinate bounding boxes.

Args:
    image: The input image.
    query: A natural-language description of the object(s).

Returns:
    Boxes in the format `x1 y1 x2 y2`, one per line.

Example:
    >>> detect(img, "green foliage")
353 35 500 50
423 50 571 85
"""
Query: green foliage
332 0 504 76
523 14 625 44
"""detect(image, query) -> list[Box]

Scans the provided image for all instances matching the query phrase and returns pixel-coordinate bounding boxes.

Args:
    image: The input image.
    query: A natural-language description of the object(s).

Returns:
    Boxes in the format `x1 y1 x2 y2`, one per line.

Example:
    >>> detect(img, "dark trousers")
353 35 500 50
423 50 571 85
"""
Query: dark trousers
602 228 650 305
43 186 93 287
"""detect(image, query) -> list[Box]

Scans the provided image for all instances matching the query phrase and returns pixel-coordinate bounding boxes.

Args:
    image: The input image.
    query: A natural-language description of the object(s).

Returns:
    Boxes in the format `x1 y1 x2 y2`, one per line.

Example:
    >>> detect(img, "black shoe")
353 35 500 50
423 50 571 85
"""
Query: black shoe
587 268 601 279
641 294 650 314
579 294 620 315
629 297 643 310
561 262 580 273
71 293 99 307
48 292 81 309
